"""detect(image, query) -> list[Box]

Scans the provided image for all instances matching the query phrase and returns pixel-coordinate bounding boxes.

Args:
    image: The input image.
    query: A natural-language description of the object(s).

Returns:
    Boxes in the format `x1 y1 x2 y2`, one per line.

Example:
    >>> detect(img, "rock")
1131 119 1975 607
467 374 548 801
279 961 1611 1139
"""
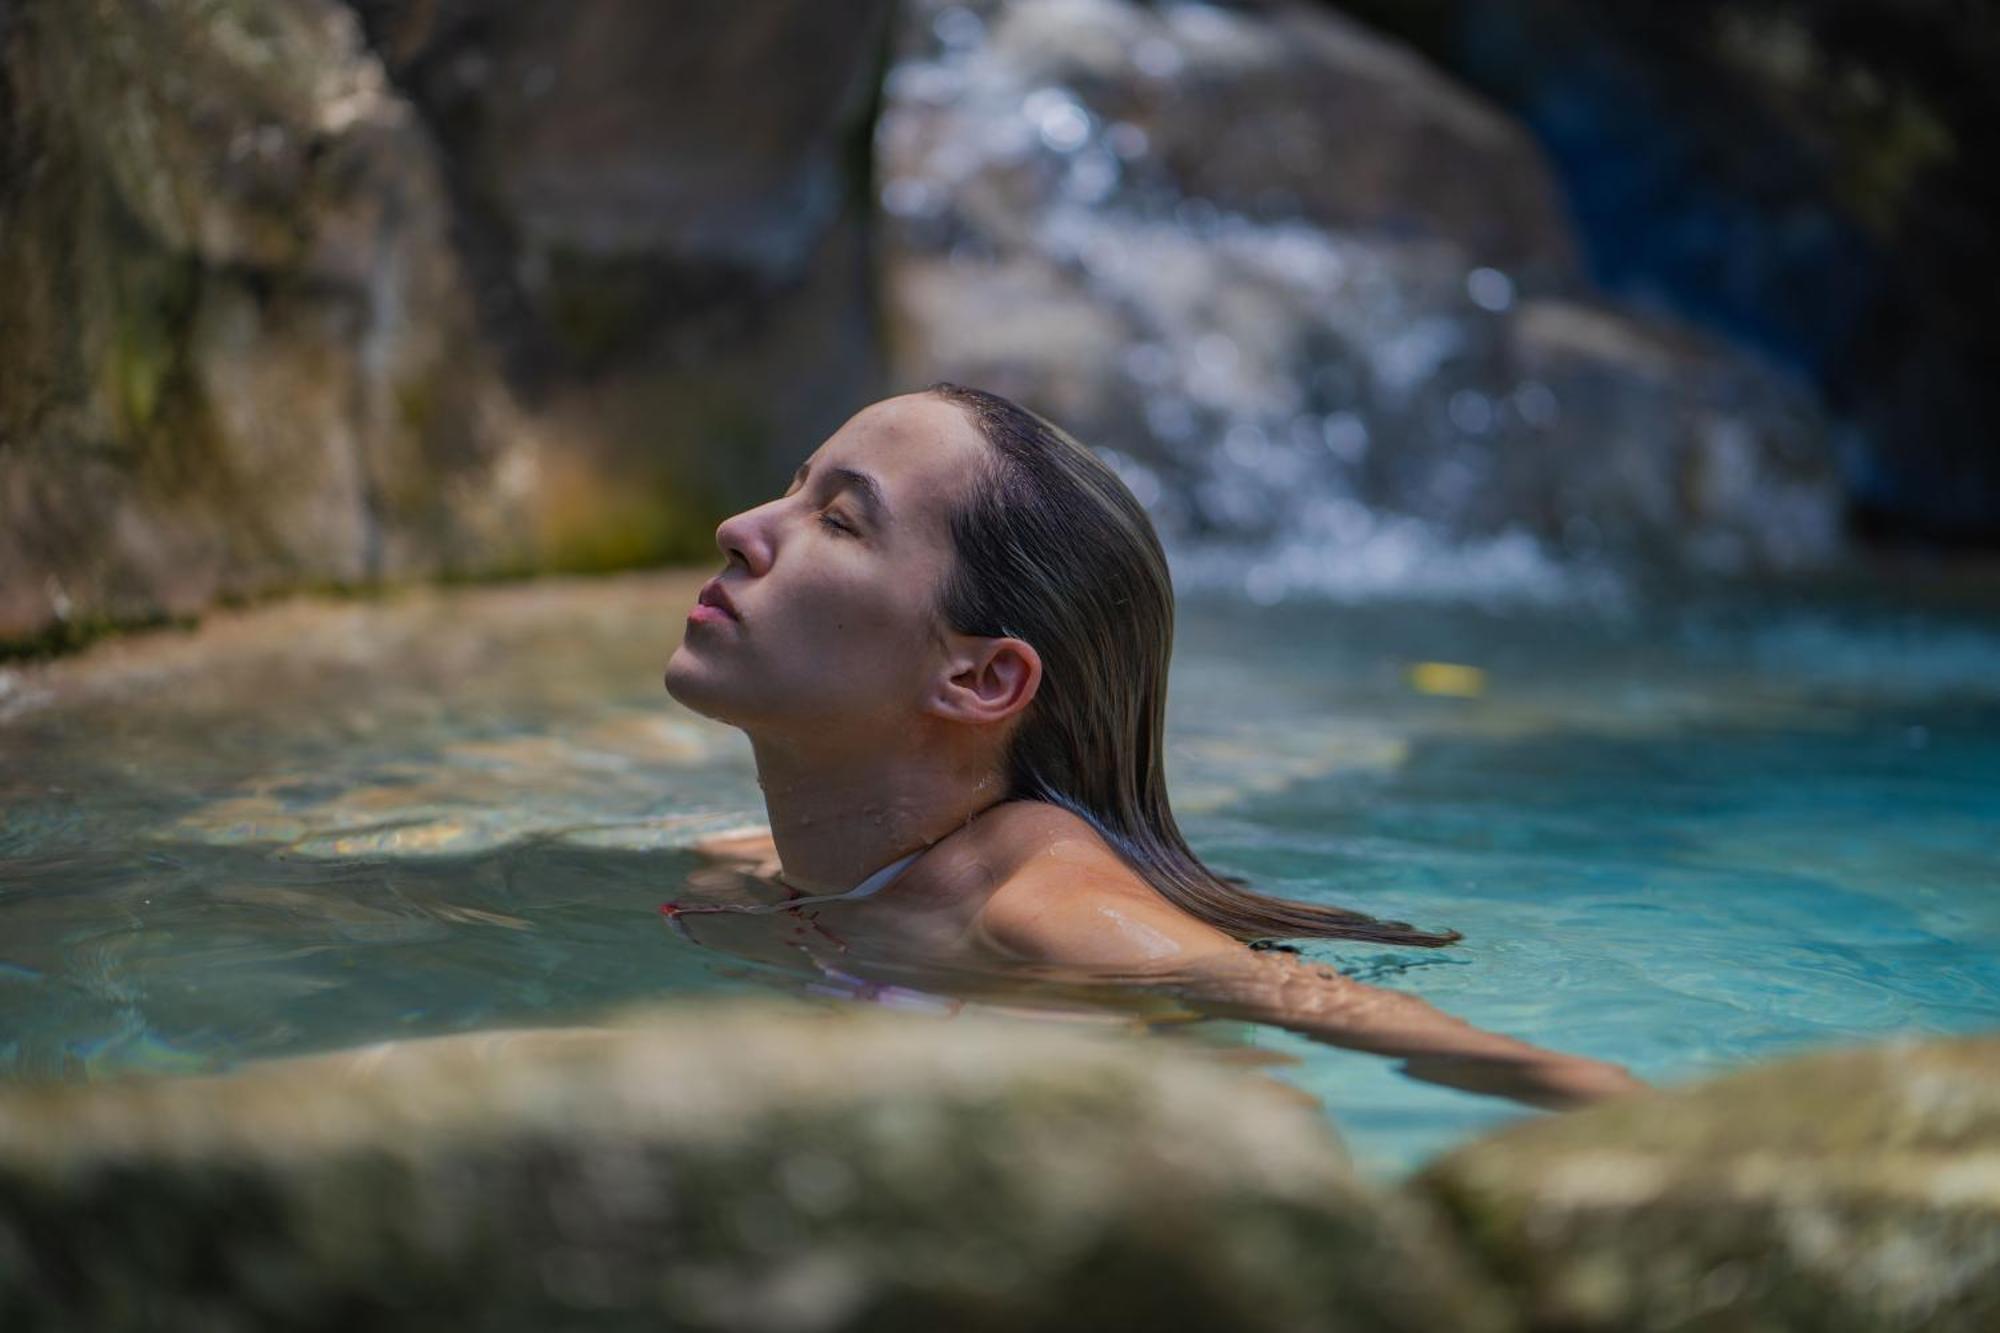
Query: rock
1346 0 2000 547
1462 298 1841 572
909 0 1579 275
1415 1032 2000 1332
877 0 1845 579
877 0 1578 446
345 0 897 565
0 0 899 649
0 1004 1509 1331
0 0 533 644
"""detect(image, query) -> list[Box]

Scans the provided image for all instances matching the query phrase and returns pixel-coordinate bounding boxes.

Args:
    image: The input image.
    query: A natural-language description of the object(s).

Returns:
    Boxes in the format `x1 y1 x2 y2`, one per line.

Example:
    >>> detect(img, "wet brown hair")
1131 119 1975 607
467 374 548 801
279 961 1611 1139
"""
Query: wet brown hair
926 383 1461 948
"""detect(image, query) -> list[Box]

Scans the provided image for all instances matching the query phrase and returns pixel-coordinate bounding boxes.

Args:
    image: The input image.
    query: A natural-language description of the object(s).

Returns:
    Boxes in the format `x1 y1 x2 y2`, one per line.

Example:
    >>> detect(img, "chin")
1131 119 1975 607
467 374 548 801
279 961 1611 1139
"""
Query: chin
662 647 748 725
661 646 706 708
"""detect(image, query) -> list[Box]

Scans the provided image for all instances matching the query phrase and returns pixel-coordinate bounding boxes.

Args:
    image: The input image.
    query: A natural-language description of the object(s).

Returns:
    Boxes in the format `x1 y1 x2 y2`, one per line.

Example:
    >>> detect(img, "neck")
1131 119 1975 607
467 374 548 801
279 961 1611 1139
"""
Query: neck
748 733 1009 893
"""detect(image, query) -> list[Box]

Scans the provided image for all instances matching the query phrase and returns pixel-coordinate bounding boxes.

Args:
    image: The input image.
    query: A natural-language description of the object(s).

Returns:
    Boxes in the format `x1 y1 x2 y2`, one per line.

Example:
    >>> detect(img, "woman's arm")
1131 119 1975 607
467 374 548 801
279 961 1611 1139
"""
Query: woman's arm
1171 948 1648 1109
976 878 1646 1111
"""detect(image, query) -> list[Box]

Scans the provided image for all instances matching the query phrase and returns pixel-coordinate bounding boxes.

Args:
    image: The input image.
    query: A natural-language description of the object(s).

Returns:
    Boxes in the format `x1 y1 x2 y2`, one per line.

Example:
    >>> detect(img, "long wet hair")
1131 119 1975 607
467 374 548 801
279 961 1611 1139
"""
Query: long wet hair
927 383 1461 948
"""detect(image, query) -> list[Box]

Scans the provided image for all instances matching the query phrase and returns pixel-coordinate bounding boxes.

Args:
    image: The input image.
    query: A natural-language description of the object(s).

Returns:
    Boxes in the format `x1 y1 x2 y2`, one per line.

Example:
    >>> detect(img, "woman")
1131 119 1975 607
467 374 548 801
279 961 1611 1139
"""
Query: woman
662 384 1646 1109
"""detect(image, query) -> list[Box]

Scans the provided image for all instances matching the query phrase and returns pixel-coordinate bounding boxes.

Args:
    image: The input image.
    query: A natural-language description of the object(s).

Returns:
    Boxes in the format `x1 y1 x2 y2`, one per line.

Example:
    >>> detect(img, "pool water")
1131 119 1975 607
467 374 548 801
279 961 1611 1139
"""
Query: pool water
2 569 1996 1179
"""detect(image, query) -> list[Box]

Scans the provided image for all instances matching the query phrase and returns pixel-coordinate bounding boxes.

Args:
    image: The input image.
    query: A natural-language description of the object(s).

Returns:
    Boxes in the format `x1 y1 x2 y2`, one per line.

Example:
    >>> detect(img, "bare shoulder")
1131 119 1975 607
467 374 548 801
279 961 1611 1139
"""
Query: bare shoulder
972 799 1142 894
976 797 1097 838
969 801 1243 968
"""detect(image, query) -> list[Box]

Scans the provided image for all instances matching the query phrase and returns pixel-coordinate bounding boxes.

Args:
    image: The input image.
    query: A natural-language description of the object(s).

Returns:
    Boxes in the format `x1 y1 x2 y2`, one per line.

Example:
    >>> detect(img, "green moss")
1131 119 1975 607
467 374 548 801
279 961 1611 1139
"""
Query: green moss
394 376 439 441
0 608 201 663
95 213 232 502
539 485 720 574
102 252 194 439
105 287 172 433
540 249 672 372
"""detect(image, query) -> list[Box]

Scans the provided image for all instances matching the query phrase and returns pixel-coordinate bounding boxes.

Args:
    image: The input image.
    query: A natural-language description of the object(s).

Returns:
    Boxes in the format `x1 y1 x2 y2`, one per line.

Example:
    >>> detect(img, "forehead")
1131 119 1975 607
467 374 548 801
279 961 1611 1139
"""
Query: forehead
814 394 988 524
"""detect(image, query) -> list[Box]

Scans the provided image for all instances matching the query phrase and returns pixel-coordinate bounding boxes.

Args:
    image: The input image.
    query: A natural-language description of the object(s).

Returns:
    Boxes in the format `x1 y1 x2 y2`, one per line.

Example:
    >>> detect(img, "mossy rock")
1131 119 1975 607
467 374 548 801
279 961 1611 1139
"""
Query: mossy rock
0 0 533 642
0 1004 1509 1332
1416 1033 2000 1332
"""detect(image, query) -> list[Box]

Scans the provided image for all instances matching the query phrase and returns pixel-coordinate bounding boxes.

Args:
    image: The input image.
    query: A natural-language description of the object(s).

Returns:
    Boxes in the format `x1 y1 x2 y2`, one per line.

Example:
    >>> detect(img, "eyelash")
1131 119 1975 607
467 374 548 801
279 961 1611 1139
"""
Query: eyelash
784 478 856 536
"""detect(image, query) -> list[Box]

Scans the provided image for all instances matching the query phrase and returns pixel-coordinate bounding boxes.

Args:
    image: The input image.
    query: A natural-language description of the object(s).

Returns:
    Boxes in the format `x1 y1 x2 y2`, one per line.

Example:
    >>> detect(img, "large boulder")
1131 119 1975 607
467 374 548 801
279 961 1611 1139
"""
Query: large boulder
1416 1032 2000 1332
0 1005 1510 1331
1469 298 1839 571
881 0 1582 279
345 0 897 567
877 0 1845 578
0 0 532 645
0 0 898 650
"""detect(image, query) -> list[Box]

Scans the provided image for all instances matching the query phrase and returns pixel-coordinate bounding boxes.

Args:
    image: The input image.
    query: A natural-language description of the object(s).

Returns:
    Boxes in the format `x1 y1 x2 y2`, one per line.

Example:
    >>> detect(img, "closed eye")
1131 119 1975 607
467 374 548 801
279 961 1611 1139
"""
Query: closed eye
785 459 889 531
780 477 857 537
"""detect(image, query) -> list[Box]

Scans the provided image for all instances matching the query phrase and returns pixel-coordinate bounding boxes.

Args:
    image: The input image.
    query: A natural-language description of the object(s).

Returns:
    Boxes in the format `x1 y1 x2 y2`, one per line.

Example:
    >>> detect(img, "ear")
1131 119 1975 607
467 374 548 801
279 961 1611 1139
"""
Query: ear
927 635 1042 727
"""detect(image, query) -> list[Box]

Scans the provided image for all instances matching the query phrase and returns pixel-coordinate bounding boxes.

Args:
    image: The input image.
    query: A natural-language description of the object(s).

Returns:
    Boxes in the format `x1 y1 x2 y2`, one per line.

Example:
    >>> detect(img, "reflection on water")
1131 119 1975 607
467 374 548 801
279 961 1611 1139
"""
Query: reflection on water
2 569 1998 1177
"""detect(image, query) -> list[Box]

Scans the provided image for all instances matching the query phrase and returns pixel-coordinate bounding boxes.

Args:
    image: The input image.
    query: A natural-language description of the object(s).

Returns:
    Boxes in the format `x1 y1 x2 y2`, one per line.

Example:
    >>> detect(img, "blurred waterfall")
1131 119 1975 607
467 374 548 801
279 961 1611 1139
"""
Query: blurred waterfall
875 0 1845 603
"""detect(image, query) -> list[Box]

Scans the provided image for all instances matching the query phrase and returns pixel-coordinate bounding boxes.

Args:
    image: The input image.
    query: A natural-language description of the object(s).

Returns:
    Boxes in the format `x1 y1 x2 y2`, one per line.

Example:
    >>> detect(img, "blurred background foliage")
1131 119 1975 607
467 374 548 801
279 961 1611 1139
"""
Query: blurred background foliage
1 0 1994 649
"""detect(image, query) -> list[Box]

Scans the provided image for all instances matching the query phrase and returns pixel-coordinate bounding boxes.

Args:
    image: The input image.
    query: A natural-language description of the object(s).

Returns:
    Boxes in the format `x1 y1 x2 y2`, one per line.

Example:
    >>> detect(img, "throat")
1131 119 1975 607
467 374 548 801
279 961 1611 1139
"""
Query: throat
748 731 1019 889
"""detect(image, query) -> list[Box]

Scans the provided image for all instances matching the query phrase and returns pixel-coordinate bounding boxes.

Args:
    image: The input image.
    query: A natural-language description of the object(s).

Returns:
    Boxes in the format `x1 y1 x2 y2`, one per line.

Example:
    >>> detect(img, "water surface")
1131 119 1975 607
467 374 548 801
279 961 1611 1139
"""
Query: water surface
2 568 1996 1178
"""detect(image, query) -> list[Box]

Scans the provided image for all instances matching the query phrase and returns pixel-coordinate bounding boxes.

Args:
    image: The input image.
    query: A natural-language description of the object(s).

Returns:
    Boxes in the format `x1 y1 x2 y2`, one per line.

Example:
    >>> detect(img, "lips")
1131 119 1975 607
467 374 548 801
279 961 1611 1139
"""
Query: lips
695 578 740 620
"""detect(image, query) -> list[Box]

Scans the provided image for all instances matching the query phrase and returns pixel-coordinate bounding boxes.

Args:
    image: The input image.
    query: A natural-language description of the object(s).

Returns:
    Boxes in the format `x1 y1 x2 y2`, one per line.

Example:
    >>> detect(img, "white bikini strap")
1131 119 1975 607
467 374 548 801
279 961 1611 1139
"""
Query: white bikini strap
839 845 927 901
744 845 927 915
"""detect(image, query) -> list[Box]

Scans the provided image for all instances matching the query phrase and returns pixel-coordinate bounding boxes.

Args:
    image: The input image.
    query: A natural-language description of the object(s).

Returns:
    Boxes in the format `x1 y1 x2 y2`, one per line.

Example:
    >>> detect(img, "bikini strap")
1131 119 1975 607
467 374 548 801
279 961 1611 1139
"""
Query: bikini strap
770 845 926 912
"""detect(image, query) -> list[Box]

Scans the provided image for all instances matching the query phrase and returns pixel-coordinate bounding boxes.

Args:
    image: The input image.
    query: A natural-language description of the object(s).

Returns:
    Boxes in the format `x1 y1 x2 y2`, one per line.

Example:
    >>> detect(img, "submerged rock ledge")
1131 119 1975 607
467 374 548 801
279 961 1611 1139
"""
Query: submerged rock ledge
0 1005 1992 1331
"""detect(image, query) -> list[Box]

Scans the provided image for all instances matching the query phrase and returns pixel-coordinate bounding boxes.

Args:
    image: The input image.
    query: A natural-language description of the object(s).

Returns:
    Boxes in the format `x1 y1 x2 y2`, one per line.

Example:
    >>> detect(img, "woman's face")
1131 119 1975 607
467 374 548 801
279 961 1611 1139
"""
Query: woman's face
663 392 991 744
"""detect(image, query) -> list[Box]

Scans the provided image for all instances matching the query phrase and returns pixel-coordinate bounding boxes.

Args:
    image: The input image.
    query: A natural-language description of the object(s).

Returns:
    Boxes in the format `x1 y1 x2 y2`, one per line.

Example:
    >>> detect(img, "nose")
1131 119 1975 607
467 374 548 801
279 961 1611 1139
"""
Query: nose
714 498 776 576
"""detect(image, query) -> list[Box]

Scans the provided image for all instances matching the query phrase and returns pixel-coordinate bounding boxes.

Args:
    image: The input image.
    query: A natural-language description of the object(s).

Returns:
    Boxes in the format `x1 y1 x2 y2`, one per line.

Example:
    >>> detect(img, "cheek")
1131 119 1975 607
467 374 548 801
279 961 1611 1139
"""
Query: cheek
767 571 931 678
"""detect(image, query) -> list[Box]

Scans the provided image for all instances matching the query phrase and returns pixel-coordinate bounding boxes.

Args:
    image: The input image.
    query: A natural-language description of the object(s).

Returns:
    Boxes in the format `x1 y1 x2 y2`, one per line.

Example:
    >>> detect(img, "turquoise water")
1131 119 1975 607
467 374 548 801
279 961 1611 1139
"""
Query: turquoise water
2 570 1996 1178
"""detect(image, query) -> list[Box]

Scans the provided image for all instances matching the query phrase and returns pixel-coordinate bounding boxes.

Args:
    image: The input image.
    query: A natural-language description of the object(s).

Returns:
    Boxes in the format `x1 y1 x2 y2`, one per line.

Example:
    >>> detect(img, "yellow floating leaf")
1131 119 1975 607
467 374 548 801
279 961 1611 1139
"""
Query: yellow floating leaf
1407 661 1486 698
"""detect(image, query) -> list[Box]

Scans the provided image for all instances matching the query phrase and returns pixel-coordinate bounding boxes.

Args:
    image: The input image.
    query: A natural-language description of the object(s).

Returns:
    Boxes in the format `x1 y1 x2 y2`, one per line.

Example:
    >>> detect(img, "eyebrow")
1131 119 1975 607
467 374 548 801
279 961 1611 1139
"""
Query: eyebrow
791 461 890 526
